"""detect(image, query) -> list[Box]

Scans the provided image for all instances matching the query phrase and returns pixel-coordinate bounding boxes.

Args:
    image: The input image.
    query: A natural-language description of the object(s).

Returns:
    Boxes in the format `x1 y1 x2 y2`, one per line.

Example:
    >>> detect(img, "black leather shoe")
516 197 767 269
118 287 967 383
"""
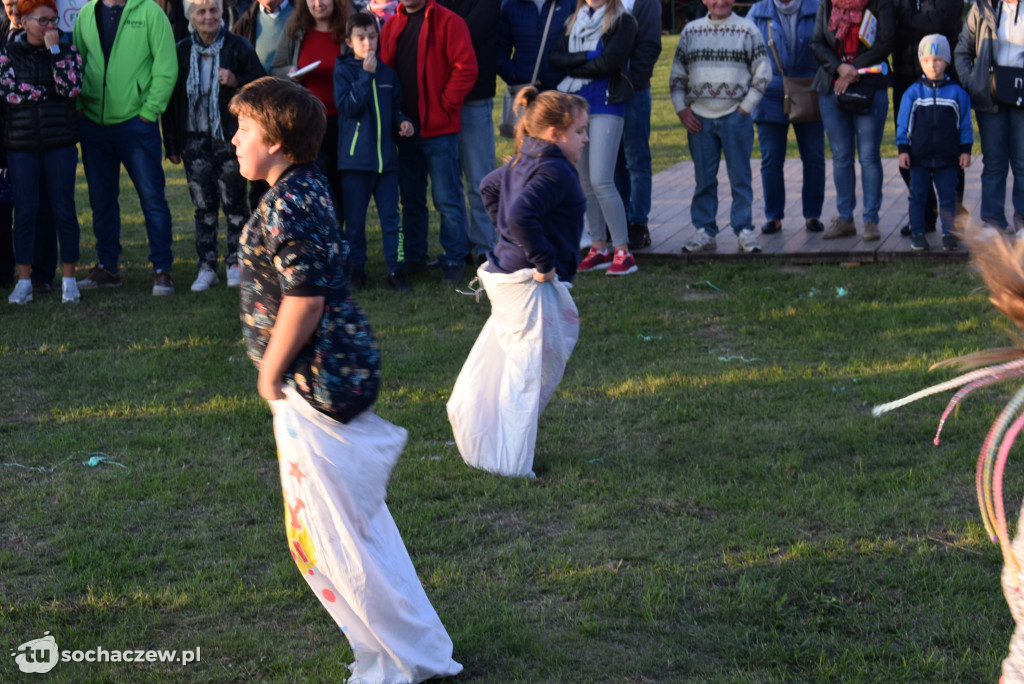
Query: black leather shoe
386 270 412 291
761 219 781 234
627 222 651 250
805 218 824 233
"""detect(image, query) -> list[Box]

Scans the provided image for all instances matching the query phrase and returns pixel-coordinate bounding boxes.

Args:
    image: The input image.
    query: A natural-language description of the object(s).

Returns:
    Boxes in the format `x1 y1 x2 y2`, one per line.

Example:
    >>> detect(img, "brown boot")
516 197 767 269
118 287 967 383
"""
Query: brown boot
822 217 856 240
863 221 880 241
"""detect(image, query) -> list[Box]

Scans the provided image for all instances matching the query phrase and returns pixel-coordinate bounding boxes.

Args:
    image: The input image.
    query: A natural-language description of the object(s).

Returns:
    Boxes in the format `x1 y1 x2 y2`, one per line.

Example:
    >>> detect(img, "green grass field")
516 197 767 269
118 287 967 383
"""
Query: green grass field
0 34 1016 683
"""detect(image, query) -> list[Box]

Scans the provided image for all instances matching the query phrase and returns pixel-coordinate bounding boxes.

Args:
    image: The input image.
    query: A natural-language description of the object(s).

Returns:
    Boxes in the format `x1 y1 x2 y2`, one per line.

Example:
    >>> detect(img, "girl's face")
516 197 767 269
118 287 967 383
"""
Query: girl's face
308 0 333 24
549 111 589 165
584 0 607 8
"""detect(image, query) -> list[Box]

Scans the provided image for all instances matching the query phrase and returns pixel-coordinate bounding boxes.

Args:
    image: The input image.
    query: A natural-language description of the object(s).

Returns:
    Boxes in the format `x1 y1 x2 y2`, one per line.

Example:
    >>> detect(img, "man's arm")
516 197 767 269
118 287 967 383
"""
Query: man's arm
141 4 178 121
438 14 478 114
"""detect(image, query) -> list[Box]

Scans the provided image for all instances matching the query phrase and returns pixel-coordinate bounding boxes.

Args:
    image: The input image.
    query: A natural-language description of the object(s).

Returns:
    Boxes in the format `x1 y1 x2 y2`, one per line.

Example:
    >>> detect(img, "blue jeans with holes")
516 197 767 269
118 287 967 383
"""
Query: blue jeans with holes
756 120 825 221
687 109 754 236
818 89 888 223
976 106 1024 229
614 87 653 226
79 116 174 272
457 98 497 258
396 132 469 268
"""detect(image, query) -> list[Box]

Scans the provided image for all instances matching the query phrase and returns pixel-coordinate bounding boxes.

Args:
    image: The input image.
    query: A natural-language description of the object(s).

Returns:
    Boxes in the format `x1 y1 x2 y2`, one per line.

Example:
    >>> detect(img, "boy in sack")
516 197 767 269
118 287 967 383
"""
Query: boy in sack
895 34 973 252
334 11 415 291
230 77 461 684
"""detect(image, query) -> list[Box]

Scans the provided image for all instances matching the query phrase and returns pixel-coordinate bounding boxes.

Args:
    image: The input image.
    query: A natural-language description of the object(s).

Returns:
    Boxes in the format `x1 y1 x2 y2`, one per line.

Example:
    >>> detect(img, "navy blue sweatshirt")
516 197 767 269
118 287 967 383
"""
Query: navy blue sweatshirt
480 136 585 282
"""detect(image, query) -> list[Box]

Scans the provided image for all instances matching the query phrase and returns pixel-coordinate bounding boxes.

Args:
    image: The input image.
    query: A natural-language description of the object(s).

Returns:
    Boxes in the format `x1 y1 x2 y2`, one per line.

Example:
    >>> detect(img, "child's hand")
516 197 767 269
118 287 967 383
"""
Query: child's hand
533 268 555 282
960 153 972 169
257 371 285 402
363 50 377 74
898 152 910 170
398 120 414 137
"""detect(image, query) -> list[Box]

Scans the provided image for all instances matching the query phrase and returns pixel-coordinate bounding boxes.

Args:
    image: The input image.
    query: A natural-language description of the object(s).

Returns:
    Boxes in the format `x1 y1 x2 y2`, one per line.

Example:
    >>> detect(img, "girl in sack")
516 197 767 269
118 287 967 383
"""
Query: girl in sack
447 87 587 478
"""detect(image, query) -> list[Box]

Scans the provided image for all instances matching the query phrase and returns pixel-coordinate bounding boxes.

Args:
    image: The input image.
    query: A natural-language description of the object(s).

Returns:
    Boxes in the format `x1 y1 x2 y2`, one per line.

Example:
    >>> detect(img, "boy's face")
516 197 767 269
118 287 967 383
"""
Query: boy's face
346 26 378 59
232 114 281 182
702 0 734 20
920 56 947 81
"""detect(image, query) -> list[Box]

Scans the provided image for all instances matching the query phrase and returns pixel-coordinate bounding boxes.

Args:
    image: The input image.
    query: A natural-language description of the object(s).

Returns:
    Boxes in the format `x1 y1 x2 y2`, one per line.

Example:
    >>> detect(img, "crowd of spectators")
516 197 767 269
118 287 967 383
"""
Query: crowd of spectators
2 0 1022 302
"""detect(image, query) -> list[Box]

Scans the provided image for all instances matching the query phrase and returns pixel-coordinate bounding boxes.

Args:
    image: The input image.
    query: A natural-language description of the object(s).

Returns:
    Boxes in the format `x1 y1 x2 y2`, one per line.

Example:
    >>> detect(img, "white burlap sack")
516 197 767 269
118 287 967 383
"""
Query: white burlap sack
271 386 462 684
447 267 579 477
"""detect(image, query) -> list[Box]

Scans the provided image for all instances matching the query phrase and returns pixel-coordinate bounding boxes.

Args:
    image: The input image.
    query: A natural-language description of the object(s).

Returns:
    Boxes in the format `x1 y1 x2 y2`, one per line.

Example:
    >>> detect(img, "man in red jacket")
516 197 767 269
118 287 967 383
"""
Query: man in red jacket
380 0 477 284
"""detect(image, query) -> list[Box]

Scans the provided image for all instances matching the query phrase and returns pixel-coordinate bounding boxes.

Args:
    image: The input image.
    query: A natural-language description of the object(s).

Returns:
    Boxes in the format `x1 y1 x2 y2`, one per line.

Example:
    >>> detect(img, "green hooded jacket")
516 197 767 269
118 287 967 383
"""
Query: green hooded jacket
73 0 177 125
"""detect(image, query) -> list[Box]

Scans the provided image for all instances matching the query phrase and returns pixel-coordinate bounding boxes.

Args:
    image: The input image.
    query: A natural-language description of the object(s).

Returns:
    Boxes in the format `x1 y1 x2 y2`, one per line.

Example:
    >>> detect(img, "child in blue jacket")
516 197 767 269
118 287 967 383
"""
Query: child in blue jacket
896 34 973 252
334 11 414 290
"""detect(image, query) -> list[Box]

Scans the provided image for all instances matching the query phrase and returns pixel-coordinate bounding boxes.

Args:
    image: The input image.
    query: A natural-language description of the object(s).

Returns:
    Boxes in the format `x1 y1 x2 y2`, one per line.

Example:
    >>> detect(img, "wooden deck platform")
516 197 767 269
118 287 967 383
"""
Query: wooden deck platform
640 156 997 264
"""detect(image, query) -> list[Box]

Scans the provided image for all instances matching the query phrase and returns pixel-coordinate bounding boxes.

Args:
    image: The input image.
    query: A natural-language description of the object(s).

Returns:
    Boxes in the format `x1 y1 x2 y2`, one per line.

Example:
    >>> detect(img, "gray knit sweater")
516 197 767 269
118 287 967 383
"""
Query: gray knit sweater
669 13 772 119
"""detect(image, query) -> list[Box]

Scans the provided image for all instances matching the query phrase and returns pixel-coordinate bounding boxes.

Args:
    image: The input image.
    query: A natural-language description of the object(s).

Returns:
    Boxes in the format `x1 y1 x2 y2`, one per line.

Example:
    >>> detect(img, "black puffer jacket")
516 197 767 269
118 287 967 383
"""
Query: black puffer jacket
548 11 637 105
1 32 79 152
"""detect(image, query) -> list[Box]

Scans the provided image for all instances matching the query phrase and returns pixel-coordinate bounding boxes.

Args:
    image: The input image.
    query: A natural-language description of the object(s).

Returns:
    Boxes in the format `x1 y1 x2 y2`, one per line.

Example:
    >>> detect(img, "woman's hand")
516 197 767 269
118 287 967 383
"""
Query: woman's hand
834 63 859 96
43 28 58 51
533 268 555 282
219 68 238 89
168 154 181 164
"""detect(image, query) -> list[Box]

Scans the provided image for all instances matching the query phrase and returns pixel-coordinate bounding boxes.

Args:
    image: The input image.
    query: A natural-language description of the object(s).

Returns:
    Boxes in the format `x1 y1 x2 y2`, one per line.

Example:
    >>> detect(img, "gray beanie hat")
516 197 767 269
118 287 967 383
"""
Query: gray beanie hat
918 34 951 64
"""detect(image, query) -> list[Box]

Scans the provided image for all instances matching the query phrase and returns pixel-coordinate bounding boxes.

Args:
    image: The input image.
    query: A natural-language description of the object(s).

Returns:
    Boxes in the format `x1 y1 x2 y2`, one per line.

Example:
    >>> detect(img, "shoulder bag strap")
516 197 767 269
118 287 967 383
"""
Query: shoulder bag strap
530 1 558 86
766 19 787 77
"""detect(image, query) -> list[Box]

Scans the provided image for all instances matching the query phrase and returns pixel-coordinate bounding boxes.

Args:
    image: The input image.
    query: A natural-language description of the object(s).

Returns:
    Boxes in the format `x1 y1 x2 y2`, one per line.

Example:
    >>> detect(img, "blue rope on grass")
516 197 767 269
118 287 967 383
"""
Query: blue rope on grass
1 451 129 473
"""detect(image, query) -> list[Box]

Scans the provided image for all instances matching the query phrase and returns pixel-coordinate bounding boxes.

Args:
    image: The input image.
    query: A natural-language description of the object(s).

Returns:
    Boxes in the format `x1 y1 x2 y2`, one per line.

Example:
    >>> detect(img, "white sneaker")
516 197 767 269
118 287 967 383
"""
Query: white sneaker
190 265 219 292
8 280 32 304
61 280 80 304
681 230 716 253
226 264 241 288
737 228 763 253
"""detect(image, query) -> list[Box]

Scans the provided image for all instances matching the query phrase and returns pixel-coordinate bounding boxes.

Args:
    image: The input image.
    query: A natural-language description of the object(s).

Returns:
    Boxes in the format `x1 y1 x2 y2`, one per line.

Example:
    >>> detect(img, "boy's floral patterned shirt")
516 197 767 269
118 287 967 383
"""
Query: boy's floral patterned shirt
239 163 381 423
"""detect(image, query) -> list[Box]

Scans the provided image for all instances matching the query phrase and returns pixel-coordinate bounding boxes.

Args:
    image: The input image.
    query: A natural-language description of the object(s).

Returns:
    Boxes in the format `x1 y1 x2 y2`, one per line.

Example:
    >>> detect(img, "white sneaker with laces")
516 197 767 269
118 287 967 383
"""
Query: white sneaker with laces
8 279 32 304
190 265 219 292
62 280 80 304
737 228 763 253
226 264 241 288
681 230 716 253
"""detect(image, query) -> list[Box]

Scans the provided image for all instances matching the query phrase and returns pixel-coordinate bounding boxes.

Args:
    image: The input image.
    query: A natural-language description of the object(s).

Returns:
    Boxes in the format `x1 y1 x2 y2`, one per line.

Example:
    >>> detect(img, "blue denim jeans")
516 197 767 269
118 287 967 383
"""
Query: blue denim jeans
818 89 888 223
79 116 174 272
9 145 79 266
976 106 1024 229
457 98 497 259
341 170 402 272
614 87 653 226
909 164 958 236
396 132 469 267
687 109 754 236
756 120 826 220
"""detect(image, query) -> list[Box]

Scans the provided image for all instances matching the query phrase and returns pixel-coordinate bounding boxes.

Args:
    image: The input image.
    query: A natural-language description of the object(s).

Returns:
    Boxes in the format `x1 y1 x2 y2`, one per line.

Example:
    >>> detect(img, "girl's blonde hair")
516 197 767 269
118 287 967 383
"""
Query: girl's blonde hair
512 87 588 158
565 0 626 36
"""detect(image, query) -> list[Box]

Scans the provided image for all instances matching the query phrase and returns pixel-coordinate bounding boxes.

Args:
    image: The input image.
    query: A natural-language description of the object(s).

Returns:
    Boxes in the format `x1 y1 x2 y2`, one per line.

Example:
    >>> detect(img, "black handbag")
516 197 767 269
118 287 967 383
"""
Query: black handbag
837 77 876 115
995 65 1024 109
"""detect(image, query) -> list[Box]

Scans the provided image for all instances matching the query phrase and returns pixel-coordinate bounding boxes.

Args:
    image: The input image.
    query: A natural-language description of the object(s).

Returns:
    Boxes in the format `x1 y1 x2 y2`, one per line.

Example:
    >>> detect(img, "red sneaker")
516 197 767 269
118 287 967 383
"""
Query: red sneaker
578 247 613 272
606 249 637 276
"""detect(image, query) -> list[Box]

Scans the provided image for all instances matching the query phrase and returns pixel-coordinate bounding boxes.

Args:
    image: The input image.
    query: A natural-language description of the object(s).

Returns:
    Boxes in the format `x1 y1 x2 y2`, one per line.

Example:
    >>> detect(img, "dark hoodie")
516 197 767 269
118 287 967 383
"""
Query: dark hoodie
480 137 585 283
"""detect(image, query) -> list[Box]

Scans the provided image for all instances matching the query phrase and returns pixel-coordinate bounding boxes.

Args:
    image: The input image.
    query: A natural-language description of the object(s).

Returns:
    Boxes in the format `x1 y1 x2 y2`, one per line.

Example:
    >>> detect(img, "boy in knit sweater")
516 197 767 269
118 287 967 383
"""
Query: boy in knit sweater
670 0 771 253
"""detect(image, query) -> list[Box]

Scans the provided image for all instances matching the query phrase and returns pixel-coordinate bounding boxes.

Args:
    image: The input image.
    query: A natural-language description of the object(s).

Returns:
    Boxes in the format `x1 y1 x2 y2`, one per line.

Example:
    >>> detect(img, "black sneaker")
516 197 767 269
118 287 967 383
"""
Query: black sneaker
627 222 651 250
901 222 936 236
761 219 781 235
910 234 930 251
942 234 960 251
386 270 412 291
442 265 464 284
349 268 367 291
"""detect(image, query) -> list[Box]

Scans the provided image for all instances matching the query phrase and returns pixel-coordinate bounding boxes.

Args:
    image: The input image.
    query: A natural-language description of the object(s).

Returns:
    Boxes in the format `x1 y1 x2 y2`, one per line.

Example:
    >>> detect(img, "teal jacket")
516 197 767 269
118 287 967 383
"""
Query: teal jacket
73 0 177 125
